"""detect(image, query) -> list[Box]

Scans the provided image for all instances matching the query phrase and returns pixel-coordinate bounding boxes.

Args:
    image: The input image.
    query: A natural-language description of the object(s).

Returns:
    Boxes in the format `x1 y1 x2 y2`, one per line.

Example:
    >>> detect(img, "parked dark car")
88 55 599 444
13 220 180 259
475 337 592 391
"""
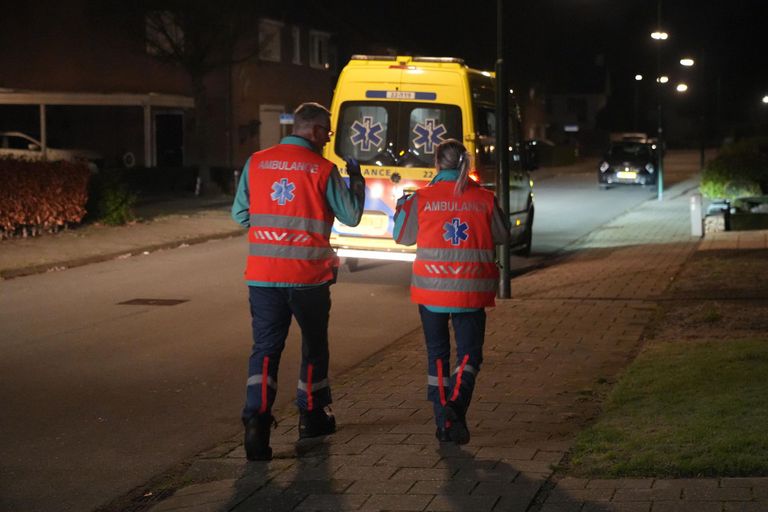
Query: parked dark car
598 141 657 188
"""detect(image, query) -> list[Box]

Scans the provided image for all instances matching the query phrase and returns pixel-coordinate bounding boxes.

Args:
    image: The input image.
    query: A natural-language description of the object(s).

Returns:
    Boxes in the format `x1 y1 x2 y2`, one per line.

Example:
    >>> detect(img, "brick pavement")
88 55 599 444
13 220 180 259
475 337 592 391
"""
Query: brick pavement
140 183 768 512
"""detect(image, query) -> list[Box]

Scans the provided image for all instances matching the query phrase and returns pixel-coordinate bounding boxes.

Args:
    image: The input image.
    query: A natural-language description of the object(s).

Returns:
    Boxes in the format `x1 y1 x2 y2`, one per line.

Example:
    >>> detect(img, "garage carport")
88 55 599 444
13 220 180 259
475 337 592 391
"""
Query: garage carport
0 90 194 167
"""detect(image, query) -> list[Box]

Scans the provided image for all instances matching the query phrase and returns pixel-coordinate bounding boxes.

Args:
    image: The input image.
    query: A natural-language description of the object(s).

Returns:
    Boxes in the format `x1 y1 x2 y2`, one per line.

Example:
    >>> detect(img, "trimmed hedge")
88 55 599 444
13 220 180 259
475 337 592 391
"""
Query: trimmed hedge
0 157 90 238
700 137 768 200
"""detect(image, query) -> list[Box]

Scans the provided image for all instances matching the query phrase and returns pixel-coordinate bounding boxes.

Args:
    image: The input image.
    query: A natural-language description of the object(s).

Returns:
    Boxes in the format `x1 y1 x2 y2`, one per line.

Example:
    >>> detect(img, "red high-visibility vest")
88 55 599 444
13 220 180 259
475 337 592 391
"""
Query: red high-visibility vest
411 181 499 308
245 143 337 284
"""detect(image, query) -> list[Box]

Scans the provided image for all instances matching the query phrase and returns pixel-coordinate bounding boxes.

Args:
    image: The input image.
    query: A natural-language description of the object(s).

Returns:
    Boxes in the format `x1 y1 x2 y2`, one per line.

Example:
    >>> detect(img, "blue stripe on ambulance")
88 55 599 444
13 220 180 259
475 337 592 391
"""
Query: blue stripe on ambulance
365 90 437 100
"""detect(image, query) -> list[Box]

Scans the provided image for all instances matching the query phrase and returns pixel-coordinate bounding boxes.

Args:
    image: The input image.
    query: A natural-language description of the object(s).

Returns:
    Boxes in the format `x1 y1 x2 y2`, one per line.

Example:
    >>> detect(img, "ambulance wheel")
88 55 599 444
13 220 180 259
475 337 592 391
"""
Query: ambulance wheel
513 209 534 257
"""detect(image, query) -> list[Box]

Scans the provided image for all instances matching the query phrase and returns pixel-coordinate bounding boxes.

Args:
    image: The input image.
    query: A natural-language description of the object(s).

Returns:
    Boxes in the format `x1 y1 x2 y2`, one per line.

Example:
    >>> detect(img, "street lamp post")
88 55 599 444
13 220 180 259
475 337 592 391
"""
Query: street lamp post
496 0 510 299
634 74 643 130
652 1 667 201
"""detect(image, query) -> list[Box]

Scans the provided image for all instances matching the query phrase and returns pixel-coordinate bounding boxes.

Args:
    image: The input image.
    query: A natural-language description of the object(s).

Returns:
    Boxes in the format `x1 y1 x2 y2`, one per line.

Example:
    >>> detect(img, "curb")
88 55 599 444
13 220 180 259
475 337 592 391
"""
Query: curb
0 229 245 280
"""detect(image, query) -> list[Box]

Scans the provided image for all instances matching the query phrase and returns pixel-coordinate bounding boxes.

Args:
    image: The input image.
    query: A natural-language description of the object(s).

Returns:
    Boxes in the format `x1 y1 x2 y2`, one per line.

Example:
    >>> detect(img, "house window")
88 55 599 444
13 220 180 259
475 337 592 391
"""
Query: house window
259 19 283 62
309 30 330 69
291 26 301 65
145 11 184 56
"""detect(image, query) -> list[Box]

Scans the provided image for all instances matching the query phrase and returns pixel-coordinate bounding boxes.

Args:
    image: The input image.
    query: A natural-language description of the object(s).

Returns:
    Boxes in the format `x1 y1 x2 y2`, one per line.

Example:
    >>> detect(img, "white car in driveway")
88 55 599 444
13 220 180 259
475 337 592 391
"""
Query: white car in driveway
0 131 102 171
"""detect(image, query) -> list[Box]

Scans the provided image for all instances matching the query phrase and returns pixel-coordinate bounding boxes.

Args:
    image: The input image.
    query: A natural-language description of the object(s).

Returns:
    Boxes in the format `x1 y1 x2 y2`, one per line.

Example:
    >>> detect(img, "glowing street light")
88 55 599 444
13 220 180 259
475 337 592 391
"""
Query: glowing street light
657 75 669 84
635 74 643 81
676 83 688 93
762 95 768 104
651 31 669 40
680 58 695 67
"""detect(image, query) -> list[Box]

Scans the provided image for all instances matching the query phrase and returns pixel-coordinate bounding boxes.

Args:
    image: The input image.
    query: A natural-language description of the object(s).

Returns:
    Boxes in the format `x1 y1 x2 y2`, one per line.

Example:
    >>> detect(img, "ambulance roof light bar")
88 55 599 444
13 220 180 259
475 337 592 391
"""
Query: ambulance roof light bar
350 55 465 65
350 55 398 61
412 56 465 64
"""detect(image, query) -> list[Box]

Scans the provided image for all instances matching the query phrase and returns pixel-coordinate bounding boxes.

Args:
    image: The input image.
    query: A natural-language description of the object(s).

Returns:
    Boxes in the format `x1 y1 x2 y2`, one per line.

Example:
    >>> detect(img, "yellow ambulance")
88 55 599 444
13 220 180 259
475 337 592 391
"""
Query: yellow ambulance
325 55 535 267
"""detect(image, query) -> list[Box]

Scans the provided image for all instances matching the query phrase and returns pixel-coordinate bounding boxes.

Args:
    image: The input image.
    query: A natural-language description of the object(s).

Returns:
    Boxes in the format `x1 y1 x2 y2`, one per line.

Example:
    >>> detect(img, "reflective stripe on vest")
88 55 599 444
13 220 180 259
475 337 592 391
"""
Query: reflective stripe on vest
249 213 332 237
250 244 336 260
420 263 490 275
412 275 497 293
416 247 496 263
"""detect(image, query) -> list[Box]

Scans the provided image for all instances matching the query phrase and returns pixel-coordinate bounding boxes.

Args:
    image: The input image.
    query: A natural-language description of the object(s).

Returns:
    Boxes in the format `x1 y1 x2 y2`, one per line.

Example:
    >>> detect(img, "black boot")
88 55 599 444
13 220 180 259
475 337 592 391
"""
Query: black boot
444 401 470 445
298 407 336 439
244 413 275 461
435 427 452 443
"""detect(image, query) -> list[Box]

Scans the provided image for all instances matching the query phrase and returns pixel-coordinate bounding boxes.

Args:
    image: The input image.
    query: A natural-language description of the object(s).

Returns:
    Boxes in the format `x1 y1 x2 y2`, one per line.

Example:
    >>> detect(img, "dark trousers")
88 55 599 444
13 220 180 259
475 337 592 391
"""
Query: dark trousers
243 284 332 420
419 305 485 428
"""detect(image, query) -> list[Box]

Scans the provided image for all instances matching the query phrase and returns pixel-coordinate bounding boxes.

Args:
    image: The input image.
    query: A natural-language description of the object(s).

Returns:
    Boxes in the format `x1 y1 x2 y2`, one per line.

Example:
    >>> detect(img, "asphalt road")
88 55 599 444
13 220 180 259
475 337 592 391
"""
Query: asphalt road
0 154 698 512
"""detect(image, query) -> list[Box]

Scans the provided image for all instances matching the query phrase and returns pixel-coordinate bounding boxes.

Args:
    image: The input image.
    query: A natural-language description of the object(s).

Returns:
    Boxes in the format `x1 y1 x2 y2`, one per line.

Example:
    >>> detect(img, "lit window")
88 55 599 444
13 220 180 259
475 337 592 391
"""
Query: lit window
259 19 283 63
309 30 331 69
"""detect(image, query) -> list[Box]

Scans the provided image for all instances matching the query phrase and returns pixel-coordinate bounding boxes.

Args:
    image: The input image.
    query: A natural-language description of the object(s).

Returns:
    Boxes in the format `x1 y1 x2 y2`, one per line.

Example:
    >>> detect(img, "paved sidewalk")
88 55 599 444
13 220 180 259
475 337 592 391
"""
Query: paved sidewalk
84 178 762 512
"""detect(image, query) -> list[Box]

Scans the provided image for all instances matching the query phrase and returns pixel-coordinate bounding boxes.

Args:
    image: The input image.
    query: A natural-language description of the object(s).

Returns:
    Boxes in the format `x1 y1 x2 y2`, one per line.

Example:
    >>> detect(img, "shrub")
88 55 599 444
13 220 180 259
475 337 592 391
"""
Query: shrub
700 137 768 199
86 169 137 225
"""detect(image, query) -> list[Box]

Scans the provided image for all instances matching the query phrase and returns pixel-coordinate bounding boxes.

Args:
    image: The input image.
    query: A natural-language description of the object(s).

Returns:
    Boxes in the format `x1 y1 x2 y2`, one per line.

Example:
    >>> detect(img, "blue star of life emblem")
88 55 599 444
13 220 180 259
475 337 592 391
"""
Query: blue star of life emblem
413 118 447 154
443 218 469 246
350 116 384 151
270 178 296 206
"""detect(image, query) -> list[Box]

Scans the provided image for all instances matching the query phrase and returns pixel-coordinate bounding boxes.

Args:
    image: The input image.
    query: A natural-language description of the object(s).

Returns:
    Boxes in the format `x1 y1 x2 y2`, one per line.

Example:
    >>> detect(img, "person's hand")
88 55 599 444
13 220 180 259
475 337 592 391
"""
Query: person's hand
344 157 361 178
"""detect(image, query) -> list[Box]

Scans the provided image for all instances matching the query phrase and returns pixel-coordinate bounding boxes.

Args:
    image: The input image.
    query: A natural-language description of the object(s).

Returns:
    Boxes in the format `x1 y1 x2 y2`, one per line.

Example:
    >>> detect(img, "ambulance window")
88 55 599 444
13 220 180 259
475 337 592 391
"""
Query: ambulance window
406 105 461 167
476 107 496 138
335 103 390 164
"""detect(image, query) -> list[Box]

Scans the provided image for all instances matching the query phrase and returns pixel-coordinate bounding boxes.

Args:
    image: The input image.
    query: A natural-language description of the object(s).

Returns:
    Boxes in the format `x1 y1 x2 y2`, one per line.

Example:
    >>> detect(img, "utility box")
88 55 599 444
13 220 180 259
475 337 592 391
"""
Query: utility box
690 193 704 237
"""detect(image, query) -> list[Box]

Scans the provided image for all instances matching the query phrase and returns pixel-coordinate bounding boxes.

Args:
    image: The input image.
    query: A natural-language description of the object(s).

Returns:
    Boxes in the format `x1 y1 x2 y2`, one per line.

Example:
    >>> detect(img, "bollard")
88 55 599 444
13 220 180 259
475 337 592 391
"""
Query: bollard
690 193 703 237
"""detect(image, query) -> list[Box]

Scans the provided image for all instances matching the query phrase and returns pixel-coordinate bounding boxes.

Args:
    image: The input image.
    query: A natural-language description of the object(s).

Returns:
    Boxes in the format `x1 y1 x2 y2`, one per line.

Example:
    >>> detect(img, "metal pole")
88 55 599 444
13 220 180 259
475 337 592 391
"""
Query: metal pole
39 104 47 160
656 0 665 201
633 81 639 131
496 0 510 299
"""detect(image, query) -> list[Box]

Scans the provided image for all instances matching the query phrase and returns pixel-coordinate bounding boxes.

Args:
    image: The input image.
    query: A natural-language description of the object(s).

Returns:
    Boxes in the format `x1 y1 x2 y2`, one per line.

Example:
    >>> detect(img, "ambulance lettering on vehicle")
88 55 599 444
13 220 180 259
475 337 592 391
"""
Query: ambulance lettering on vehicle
324 55 536 263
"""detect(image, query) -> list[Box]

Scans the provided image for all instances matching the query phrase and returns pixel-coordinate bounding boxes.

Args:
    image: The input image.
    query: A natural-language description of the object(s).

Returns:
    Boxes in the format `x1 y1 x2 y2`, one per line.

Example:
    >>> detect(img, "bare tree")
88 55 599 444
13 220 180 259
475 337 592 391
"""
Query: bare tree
129 0 268 193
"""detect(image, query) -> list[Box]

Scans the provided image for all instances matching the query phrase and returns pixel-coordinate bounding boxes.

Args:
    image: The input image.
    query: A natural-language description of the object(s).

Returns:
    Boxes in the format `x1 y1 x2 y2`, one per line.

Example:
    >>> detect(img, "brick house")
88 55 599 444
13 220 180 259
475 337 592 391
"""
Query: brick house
0 1 336 172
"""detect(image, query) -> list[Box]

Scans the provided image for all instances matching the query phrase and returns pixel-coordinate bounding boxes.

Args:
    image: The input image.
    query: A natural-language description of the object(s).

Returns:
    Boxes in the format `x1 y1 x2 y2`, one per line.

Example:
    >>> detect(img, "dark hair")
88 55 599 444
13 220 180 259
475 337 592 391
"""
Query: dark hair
435 139 471 196
293 102 331 133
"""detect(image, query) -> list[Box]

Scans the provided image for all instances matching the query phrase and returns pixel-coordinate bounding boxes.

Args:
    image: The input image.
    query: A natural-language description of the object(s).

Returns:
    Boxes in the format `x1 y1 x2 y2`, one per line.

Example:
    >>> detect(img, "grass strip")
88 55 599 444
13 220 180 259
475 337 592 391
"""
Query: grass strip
569 339 768 477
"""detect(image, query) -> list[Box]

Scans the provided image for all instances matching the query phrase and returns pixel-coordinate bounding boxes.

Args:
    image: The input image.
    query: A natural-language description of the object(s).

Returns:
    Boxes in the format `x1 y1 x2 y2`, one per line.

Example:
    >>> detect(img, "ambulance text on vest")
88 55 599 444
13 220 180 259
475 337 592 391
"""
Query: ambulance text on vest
259 160 319 173
422 201 488 212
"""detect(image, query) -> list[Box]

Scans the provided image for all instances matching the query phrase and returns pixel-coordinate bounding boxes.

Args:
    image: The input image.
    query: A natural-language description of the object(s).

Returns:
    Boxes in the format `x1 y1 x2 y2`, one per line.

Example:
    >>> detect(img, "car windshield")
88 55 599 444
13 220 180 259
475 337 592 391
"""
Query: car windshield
2 134 37 150
607 142 651 160
334 101 462 167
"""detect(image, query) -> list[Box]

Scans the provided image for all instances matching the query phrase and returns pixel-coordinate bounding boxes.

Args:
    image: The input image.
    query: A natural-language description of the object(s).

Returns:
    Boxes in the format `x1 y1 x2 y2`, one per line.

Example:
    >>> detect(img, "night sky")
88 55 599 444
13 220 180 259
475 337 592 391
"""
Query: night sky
311 0 768 134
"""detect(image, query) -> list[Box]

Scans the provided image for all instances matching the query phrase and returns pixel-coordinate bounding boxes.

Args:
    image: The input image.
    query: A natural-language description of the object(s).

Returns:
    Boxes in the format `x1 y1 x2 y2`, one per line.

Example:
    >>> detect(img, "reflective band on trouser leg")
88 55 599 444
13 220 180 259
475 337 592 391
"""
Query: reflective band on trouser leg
259 357 270 414
436 359 447 406
245 373 278 416
297 376 330 410
306 363 314 411
450 354 470 402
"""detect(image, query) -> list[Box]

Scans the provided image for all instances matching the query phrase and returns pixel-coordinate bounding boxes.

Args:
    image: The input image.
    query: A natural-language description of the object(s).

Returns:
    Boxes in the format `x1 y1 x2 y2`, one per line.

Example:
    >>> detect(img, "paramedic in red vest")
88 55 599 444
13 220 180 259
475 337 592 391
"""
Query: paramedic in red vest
393 139 510 444
231 102 364 461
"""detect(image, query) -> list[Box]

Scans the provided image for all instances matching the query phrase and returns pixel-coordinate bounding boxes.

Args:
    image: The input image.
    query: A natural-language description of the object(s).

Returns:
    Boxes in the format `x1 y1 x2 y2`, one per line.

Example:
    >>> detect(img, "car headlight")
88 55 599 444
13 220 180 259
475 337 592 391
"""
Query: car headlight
645 163 655 173
599 161 610 172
